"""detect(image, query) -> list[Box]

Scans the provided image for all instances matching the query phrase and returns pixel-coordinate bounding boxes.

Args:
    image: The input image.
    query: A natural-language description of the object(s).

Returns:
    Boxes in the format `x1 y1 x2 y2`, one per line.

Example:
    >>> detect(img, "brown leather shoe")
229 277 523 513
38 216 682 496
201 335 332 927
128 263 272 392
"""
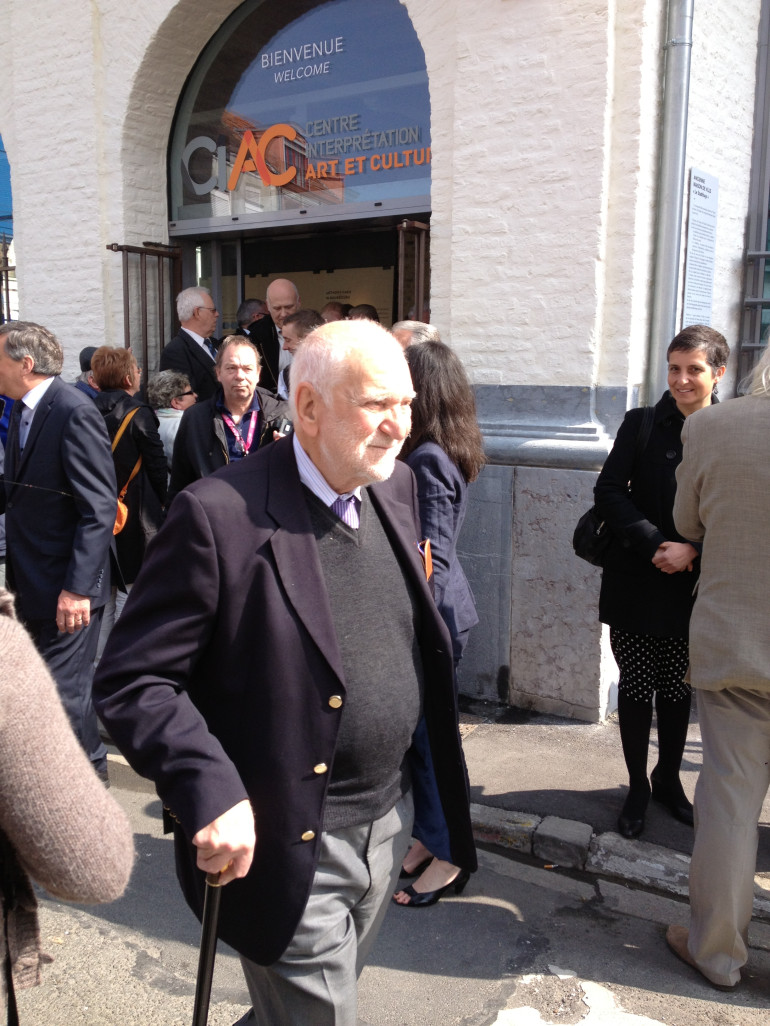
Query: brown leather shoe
665 925 737 991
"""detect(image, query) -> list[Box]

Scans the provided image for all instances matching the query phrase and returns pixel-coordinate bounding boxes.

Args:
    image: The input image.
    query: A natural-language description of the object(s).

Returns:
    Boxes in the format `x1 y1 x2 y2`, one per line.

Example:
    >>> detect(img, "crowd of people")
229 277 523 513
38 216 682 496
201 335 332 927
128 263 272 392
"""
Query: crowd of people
0 294 767 1021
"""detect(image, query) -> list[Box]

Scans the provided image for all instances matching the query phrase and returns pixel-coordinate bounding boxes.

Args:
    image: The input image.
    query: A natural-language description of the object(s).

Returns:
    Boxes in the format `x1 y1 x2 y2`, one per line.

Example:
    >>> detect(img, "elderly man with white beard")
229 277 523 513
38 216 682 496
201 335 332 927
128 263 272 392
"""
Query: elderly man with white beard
94 319 476 1026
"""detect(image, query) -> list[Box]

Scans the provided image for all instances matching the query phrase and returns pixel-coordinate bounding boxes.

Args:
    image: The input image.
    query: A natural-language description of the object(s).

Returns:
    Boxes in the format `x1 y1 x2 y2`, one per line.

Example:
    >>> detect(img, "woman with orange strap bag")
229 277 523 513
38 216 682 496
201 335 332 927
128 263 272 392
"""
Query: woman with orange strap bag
91 347 168 646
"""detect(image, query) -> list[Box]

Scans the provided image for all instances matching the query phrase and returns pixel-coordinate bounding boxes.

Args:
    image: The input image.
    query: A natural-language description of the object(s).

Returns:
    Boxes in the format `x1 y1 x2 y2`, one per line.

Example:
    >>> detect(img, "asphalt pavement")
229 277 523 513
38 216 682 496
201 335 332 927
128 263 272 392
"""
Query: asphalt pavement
104 694 770 910
20 721 770 1026
17 702 770 1025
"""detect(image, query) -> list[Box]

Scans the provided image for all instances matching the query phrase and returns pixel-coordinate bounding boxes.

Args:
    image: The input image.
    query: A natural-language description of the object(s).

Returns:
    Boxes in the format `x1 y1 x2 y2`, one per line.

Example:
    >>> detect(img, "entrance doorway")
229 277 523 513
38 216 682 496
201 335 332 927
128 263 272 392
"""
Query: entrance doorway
182 217 430 338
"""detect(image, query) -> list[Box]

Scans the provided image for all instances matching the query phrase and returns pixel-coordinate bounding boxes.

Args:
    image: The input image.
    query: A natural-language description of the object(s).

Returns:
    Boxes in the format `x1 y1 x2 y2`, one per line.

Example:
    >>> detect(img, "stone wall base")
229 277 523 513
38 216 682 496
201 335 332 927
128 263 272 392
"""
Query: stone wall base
457 465 617 722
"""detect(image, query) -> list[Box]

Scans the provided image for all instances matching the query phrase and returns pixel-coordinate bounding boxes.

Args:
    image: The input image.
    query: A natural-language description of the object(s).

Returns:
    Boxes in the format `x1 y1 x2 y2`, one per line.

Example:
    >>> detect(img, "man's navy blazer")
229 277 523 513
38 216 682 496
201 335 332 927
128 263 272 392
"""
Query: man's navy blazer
0 376 117 621
250 316 281 393
94 437 476 964
159 329 219 400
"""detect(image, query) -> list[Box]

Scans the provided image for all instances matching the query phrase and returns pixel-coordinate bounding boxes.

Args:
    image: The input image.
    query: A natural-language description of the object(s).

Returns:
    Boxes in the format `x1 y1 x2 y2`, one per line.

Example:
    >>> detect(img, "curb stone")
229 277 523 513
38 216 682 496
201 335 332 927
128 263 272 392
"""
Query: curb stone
470 802 770 921
533 816 593 869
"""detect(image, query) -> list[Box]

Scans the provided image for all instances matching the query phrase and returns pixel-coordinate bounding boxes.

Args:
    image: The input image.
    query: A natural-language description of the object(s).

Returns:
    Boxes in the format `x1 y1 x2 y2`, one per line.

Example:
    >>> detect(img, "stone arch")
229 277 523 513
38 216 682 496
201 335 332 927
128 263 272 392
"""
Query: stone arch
117 0 245 246
119 0 433 244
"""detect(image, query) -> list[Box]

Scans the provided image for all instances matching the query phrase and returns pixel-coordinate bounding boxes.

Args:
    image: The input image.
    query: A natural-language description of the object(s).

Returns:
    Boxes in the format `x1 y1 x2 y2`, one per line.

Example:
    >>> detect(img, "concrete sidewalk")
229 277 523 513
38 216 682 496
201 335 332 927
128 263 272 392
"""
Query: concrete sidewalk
459 699 770 918
104 698 770 919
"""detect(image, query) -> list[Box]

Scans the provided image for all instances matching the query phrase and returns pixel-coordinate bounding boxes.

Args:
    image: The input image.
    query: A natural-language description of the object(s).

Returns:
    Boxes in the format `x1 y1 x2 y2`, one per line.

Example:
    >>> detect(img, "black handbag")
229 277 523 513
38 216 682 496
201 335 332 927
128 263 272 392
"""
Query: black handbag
572 506 611 566
573 405 655 568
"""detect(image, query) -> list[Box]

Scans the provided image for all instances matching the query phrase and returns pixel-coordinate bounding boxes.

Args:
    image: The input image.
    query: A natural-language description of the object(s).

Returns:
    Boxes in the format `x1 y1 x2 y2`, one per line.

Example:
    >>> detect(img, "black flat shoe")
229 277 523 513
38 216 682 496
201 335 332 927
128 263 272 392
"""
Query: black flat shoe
617 811 645 839
651 773 694 827
393 869 470 907
617 781 650 839
398 856 432 880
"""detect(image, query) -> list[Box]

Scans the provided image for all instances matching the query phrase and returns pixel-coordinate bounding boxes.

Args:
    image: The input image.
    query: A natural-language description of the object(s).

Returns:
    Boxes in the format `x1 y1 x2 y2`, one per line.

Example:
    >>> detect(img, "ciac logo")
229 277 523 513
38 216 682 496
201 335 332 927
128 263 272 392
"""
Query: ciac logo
227 125 298 190
181 124 298 197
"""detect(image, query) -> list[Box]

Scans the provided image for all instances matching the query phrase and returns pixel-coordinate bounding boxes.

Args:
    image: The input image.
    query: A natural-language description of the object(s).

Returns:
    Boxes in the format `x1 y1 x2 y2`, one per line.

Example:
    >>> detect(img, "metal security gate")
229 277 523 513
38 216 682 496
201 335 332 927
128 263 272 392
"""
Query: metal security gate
737 0 770 389
107 242 182 373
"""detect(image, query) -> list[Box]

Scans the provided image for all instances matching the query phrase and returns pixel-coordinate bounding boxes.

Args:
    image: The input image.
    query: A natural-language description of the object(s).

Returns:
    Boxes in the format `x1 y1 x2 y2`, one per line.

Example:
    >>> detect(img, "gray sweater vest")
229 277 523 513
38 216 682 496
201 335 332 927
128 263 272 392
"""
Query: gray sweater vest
305 487 424 830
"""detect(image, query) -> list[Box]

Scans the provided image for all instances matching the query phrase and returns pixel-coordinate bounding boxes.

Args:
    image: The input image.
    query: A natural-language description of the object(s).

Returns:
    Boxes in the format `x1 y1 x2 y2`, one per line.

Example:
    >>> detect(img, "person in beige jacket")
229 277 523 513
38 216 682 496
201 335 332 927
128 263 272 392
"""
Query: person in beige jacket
665 345 770 990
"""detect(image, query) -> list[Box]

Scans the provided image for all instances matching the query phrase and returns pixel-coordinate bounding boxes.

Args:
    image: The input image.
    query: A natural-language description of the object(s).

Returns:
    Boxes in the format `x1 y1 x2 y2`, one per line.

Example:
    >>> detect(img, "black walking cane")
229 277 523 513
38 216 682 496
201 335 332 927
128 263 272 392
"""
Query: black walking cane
192 871 224 1026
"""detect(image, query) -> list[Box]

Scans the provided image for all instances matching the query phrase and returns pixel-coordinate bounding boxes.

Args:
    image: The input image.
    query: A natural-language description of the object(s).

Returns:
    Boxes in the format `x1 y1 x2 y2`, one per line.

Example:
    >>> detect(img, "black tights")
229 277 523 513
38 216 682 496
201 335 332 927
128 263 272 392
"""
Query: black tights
617 689 692 788
611 628 691 788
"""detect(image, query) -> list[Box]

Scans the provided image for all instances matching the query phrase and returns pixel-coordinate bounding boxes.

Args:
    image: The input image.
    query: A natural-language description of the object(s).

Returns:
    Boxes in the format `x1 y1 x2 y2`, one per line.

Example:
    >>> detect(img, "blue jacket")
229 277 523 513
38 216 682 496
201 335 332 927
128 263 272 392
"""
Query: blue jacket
405 441 479 646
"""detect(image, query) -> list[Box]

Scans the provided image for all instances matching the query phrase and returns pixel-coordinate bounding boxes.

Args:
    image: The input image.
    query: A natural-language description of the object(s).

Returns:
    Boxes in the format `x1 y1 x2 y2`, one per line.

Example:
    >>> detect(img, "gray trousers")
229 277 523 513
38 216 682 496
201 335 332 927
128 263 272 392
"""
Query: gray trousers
688 687 770 986
241 790 413 1026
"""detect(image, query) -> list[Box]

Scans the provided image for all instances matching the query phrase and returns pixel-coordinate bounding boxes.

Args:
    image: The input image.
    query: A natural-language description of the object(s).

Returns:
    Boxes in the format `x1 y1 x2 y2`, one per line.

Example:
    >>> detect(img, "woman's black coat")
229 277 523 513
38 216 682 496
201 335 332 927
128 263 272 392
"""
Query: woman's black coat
94 390 168 584
593 390 707 638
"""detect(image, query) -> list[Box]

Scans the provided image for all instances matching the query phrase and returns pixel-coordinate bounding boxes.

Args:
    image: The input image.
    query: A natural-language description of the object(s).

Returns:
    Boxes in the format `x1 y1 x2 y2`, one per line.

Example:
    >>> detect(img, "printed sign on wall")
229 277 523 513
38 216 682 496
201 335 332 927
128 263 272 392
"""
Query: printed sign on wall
682 168 719 328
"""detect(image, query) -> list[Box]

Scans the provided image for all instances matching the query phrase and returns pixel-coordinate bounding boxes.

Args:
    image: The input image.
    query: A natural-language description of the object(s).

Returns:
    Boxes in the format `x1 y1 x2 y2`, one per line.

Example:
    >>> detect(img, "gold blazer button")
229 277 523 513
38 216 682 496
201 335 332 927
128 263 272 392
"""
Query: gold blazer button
313 763 328 775
328 695 343 709
301 830 316 842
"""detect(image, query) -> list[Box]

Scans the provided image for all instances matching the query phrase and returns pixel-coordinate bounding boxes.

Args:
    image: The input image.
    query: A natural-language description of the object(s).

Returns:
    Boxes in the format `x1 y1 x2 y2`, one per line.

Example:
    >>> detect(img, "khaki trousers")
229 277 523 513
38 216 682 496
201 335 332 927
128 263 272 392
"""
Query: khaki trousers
688 687 770 986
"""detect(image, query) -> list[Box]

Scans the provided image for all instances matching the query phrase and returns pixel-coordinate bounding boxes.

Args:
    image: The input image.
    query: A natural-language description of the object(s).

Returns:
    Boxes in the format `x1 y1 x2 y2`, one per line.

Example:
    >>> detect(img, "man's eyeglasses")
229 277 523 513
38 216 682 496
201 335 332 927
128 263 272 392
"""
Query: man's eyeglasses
175 391 196 399
196 305 218 314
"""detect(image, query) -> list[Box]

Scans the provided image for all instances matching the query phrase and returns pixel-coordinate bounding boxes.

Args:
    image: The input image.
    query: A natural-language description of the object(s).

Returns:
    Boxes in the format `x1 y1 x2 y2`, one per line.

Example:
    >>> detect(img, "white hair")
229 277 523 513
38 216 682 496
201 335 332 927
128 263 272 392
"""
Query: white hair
176 286 212 323
289 319 405 417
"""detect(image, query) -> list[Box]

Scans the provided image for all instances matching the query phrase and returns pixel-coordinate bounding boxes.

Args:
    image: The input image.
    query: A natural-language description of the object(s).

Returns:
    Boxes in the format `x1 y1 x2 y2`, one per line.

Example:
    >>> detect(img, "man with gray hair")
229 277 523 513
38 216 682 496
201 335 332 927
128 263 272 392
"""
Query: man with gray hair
666 345 770 989
0 321 117 781
159 286 220 400
234 298 268 338
94 319 476 1024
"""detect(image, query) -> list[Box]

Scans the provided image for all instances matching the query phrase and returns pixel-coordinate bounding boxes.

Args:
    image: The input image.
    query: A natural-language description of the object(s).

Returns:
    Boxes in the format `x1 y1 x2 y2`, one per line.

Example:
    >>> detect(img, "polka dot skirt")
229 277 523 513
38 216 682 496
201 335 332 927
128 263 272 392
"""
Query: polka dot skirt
609 628 691 702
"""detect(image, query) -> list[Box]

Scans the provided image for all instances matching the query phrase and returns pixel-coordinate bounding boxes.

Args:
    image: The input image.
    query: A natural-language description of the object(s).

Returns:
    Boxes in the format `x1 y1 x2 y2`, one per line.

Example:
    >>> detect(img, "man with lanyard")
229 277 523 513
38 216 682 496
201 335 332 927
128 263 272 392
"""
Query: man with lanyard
168 336 288 503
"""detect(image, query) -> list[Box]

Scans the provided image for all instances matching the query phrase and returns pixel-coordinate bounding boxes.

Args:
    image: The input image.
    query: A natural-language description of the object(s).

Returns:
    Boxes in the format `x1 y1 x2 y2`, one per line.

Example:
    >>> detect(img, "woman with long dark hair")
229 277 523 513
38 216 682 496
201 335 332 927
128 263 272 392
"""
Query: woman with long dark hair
393 339 485 907
594 324 729 839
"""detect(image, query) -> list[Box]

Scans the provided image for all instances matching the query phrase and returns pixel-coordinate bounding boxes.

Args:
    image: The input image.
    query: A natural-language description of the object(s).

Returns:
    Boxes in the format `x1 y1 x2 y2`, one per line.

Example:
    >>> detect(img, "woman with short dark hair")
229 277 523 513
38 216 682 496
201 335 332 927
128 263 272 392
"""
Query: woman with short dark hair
594 325 729 839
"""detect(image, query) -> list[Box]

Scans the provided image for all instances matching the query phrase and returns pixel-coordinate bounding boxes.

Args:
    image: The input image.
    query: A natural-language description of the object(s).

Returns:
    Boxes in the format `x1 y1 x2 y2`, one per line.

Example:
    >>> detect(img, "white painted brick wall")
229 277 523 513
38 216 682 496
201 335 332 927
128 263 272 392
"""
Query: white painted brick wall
684 1 761 394
0 0 762 385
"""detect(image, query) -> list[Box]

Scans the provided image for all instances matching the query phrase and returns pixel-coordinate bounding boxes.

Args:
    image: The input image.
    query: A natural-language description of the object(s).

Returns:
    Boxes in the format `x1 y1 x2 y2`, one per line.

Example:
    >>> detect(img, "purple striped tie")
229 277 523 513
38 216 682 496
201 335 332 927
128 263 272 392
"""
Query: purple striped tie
331 495 360 529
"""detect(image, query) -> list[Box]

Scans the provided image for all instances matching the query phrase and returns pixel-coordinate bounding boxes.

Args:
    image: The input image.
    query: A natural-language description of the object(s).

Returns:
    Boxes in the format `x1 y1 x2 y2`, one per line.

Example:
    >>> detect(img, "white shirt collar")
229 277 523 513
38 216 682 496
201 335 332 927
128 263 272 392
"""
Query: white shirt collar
292 434 362 506
21 376 56 410
183 327 210 350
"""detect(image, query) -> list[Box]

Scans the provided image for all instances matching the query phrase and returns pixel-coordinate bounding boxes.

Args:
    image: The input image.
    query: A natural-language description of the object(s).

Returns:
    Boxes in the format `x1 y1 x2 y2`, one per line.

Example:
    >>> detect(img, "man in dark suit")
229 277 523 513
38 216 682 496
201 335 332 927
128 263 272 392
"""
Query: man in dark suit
0 322 117 778
159 287 220 400
234 298 267 338
250 277 300 393
94 319 476 1025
